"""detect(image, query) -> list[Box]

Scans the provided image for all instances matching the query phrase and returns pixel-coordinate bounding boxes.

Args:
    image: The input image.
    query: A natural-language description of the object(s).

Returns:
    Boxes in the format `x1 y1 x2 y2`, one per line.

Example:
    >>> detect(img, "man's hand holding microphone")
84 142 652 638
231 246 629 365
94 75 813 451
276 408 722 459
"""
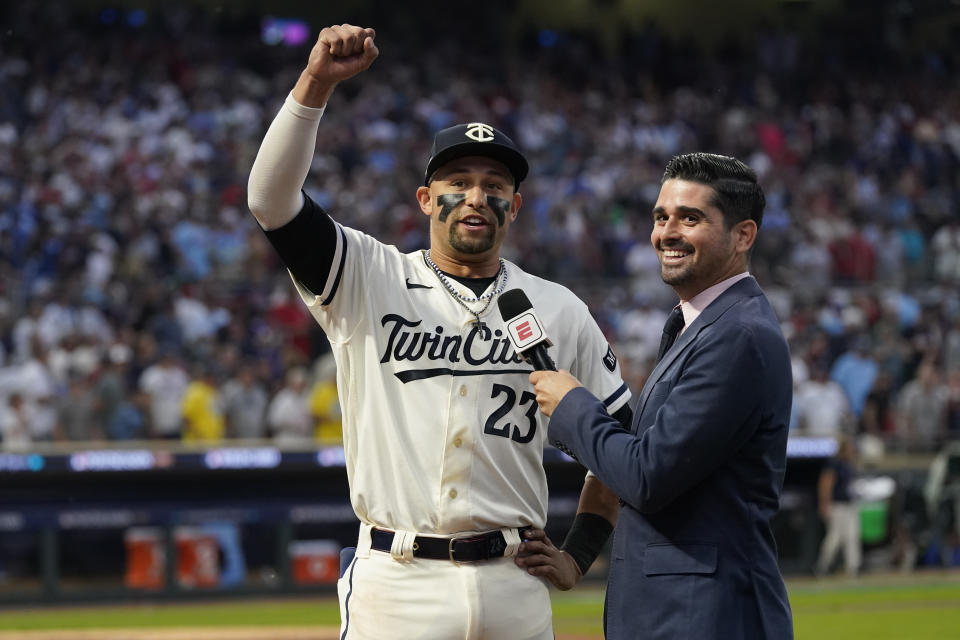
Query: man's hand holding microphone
497 289 583 417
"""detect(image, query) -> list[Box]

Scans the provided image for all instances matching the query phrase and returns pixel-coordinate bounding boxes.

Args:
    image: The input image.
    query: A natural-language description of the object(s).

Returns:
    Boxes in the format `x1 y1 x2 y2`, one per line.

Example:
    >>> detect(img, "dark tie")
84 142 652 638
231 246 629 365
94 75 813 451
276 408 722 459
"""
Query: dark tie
656 306 685 363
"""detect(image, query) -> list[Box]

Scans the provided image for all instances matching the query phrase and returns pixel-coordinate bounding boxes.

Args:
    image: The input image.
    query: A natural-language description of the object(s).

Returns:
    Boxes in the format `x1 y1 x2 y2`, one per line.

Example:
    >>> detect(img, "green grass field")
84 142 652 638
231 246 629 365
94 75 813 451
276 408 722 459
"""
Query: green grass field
551 573 960 638
1 572 958 639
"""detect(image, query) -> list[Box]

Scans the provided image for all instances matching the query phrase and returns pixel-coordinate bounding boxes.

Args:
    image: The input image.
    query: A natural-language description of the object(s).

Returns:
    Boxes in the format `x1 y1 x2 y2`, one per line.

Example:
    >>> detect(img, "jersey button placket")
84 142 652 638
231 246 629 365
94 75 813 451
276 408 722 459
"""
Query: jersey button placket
438 331 474 529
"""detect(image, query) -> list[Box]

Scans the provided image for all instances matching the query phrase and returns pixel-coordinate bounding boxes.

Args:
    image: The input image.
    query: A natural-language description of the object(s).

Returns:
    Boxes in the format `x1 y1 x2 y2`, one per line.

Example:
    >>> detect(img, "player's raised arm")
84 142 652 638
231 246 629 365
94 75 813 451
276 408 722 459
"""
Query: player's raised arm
247 25 378 296
247 24 378 231
294 25 378 108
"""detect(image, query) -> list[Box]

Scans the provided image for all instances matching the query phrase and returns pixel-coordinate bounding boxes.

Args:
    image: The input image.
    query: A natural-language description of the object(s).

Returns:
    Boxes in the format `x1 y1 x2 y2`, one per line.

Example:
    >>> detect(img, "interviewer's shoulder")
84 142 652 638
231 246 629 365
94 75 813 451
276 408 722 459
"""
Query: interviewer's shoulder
744 290 787 333
736 293 791 361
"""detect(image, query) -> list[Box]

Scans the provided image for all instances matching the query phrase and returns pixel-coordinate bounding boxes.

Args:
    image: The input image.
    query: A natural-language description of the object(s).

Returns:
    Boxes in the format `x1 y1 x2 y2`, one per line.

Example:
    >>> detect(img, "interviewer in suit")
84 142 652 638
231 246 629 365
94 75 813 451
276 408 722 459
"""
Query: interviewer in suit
518 152 794 639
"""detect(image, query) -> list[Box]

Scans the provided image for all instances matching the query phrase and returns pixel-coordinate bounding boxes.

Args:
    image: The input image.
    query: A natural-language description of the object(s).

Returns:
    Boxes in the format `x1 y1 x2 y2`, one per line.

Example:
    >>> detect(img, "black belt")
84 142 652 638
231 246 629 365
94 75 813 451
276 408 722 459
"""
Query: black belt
370 527 529 563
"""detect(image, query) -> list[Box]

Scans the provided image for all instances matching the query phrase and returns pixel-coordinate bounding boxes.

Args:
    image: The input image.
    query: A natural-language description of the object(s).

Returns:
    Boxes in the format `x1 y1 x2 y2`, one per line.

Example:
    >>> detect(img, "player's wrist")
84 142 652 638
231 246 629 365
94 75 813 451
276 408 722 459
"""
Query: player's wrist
560 512 614 576
561 550 584 578
293 70 338 108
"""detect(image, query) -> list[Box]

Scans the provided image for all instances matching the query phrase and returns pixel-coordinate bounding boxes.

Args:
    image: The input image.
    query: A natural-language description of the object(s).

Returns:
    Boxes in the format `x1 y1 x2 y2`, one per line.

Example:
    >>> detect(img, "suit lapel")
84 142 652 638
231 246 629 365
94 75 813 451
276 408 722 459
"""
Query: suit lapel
633 278 763 424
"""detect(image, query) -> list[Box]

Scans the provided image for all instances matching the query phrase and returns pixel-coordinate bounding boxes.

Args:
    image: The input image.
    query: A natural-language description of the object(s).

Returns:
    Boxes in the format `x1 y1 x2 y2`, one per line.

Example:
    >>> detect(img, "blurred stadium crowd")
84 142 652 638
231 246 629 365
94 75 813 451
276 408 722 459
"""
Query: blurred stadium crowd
0 2 958 457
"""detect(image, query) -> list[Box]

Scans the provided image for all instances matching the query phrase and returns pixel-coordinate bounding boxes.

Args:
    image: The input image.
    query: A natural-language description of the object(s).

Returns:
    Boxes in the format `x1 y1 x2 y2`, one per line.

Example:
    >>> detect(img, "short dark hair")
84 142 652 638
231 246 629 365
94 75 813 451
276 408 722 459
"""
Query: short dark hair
661 152 765 230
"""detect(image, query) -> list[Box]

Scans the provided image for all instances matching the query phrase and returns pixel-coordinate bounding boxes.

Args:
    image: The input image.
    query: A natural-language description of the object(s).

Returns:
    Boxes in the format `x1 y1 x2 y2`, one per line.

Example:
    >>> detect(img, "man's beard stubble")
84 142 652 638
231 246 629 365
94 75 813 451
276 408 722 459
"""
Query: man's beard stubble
448 222 497 254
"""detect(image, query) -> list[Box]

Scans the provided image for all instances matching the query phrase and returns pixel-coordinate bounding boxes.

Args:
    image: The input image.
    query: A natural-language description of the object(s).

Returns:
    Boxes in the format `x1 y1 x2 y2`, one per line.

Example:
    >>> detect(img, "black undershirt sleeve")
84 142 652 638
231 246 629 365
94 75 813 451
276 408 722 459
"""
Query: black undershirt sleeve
262 193 337 297
611 402 633 431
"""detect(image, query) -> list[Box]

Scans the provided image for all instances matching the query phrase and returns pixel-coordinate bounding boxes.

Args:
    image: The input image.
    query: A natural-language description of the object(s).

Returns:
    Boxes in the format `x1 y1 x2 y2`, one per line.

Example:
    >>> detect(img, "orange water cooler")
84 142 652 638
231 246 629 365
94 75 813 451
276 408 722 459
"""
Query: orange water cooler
289 539 340 584
174 526 220 588
124 526 165 589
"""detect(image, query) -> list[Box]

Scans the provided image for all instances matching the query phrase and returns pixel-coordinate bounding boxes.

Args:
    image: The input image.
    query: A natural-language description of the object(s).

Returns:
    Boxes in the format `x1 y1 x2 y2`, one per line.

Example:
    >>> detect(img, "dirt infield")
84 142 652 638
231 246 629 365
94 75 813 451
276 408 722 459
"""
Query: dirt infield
0 629 340 640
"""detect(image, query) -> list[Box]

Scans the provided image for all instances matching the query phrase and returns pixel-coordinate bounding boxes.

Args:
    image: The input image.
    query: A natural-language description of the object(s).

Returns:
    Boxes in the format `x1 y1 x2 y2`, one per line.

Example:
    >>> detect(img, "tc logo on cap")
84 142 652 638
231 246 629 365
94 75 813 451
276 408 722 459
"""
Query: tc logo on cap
465 122 495 142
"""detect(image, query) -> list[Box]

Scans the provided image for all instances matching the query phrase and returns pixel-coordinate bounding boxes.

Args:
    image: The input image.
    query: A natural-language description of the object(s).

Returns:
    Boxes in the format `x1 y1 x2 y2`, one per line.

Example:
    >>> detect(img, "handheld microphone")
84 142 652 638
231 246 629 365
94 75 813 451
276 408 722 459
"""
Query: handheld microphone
497 289 557 371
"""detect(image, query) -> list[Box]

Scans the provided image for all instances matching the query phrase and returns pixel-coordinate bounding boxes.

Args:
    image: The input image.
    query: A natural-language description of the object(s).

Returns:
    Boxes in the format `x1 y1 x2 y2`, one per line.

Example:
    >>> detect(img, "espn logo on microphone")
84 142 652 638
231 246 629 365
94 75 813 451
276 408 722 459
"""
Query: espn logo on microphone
506 312 545 350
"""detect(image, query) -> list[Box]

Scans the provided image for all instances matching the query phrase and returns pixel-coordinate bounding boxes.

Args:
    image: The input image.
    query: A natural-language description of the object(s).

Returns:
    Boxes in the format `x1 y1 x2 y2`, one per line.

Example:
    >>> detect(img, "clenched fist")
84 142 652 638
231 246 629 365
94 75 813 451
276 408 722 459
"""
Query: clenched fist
294 24 379 108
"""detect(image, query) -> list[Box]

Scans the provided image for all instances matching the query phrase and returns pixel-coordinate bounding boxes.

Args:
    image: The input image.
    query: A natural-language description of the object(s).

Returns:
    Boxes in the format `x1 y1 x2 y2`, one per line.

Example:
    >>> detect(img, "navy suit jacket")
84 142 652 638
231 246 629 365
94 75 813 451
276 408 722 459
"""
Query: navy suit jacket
550 277 794 640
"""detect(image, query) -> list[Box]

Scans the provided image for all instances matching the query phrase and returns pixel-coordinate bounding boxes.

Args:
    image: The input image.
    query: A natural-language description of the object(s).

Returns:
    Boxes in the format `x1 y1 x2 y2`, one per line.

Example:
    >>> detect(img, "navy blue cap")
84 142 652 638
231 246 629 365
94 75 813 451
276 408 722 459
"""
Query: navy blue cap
424 122 529 187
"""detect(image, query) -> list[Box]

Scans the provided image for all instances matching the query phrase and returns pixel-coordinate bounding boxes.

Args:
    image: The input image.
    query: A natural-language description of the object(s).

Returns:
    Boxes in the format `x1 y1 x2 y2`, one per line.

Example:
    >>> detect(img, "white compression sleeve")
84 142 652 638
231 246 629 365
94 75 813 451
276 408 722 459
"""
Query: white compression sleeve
247 93 325 230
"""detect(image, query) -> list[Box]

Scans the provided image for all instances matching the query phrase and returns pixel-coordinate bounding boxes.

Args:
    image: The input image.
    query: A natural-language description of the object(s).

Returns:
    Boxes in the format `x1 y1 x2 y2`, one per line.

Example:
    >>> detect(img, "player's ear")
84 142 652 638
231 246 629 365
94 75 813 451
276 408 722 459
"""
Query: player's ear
416 186 432 217
509 192 522 222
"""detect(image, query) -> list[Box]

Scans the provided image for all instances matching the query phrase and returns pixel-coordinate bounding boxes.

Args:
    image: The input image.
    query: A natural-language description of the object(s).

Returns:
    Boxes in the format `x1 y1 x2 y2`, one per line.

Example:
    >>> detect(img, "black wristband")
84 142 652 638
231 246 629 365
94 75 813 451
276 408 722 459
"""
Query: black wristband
560 512 614 576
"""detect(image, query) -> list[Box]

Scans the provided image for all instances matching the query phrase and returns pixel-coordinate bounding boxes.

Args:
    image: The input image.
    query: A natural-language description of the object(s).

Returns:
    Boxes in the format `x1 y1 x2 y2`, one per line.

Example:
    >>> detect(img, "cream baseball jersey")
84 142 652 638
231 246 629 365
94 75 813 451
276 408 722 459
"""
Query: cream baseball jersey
290 217 630 535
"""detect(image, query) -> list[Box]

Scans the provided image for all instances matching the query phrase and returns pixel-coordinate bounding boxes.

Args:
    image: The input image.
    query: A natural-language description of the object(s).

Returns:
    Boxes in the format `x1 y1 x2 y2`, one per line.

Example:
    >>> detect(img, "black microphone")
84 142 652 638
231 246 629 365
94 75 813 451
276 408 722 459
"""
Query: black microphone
497 289 557 371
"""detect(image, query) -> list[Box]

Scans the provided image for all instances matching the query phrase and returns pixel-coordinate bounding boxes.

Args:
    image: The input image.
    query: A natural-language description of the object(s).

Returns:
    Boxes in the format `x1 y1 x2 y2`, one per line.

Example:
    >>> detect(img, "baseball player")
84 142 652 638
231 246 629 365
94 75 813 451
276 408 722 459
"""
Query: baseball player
247 24 633 639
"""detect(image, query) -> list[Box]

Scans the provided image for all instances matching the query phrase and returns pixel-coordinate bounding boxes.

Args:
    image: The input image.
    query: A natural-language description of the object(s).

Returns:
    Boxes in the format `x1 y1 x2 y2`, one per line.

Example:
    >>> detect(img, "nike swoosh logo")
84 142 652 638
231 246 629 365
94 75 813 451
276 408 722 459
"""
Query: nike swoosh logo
405 279 433 290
